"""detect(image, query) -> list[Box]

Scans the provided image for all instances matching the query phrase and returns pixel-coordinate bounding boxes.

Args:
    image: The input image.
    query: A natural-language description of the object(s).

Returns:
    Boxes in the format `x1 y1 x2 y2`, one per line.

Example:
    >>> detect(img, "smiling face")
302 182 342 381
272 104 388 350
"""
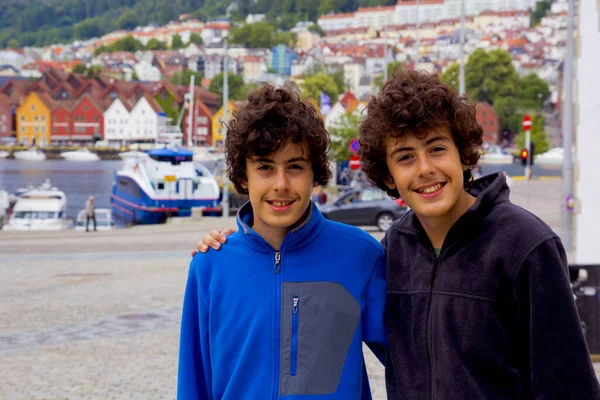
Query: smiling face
385 125 474 225
244 141 315 247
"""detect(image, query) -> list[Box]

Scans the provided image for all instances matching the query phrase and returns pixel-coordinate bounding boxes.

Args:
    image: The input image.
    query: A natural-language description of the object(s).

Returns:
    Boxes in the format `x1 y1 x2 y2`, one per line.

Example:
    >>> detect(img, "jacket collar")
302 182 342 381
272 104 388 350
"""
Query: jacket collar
236 200 326 253
395 172 511 239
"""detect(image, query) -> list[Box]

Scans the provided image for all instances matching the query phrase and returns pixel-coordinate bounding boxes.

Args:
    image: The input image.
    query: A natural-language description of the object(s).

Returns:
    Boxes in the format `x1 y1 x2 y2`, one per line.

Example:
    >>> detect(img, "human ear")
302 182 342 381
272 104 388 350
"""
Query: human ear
385 175 396 190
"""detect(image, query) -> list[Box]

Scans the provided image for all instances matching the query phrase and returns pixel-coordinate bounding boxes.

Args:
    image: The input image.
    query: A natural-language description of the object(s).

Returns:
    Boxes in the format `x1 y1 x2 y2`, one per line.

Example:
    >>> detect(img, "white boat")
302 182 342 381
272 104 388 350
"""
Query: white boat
111 146 220 225
13 148 46 161
192 147 224 163
0 189 9 228
74 208 114 231
0 150 8 159
118 150 147 160
534 147 564 166
3 179 68 231
60 147 100 162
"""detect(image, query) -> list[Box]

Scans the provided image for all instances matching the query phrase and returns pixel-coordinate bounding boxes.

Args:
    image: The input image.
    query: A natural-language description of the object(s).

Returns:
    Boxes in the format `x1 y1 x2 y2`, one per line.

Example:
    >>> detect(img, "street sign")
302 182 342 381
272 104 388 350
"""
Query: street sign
522 115 532 131
164 175 177 182
349 138 360 154
349 155 361 170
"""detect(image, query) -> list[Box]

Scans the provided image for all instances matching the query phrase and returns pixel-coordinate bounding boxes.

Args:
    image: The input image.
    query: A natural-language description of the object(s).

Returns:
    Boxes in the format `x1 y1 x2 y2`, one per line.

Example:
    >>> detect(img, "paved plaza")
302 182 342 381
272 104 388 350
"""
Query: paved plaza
0 179 596 399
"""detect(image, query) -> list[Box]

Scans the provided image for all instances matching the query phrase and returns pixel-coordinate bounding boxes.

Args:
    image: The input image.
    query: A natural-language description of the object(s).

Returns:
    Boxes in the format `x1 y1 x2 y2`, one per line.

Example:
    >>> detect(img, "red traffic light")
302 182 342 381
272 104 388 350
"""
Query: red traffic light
520 149 529 159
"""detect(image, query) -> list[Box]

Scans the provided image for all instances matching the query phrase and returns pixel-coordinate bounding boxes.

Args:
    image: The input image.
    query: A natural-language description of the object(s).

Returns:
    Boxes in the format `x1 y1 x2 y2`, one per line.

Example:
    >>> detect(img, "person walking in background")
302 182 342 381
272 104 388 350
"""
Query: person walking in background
85 196 96 232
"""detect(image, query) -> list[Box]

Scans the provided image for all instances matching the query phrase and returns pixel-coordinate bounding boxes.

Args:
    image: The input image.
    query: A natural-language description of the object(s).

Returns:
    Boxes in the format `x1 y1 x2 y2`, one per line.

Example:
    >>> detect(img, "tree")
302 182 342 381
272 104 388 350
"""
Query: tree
329 112 361 162
72 63 87 74
493 96 523 136
7 39 20 49
301 73 339 105
308 23 324 36
170 69 204 87
514 113 550 155
466 49 520 105
171 34 185 50
274 31 297 47
189 32 203 45
531 0 552 27
329 69 346 94
86 65 102 78
231 22 276 48
144 38 166 50
208 72 246 101
111 36 143 53
373 61 404 88
440 63 460 92
94 45 109 56
518 73 550 111
117 9 139 30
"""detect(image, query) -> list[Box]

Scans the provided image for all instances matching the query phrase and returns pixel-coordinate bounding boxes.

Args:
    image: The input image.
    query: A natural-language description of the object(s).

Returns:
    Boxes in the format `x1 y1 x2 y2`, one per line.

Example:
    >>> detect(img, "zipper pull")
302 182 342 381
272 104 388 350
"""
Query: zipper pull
274 251 281 274
293 297 299 314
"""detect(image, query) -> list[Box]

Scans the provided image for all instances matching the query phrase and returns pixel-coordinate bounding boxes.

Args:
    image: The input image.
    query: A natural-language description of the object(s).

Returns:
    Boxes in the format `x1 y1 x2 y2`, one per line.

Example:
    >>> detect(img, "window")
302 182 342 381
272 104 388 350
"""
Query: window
41 116 45 121
66 116 69 122
66 126 70 133
84 105 88 111
31 105 35 111
34 126 38 132
21 126 25 132
53 126 57 133
52 116 56 122
94 116 99 122
34 116 38 121
42 126 45 133
360 189 385 202
20 116 24 121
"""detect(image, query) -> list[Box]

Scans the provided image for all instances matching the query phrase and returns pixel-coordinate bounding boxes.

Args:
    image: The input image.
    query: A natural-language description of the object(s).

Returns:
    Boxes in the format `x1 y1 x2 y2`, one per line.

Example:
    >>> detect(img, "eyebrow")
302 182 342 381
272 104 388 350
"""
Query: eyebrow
389 135 449 158
252 157 310 164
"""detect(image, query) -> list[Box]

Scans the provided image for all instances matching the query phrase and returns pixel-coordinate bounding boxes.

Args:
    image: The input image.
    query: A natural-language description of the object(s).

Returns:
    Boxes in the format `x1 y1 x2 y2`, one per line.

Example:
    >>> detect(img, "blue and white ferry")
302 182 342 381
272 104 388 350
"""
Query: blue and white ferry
110 146 220 225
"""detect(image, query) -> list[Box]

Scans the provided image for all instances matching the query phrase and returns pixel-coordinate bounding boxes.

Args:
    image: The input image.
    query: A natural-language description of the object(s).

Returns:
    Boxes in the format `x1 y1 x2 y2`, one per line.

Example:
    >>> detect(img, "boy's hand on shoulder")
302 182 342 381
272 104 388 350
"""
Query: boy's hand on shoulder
191 228 237 256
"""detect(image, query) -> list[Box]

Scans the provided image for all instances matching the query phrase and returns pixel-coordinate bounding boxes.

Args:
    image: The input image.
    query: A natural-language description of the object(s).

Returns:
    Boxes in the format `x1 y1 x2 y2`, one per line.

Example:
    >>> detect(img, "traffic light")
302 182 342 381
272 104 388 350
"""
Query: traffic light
520 149 528 166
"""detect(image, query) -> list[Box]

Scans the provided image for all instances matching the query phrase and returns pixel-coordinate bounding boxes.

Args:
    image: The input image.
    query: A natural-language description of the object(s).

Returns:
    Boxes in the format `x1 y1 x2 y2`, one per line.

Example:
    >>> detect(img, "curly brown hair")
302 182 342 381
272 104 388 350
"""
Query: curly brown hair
359 70 483 198
225 84 332 195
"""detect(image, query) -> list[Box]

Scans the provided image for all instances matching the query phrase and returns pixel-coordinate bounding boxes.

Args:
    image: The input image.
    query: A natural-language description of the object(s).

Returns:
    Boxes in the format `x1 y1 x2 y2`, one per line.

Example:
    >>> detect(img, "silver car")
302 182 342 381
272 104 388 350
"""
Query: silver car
319 188 408 231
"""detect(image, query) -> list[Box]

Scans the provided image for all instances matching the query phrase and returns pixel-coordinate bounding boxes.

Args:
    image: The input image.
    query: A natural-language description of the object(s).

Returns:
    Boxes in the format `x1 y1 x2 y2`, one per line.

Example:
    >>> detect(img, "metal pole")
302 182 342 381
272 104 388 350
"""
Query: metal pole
222 36 230 218
524 128 531 180
415 0 420 70
459 0 465 95
561 0 575 250
383 33 388 83
187 74 194 148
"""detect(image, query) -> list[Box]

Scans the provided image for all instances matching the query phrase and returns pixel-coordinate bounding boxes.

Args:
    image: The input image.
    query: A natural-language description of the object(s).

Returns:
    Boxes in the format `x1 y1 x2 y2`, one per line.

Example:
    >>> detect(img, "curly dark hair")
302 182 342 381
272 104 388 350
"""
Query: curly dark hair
225 84 332 195
359 69 483 198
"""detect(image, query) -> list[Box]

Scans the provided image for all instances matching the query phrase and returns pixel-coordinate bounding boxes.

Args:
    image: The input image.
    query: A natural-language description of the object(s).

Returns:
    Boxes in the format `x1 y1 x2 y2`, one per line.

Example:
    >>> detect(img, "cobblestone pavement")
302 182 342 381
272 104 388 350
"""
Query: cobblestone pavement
0 180 596 399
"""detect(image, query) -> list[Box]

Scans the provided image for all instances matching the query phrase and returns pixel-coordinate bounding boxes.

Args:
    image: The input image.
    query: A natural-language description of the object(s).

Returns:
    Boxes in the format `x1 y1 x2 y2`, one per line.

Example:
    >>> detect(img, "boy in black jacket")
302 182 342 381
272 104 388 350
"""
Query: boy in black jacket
359 69 600 399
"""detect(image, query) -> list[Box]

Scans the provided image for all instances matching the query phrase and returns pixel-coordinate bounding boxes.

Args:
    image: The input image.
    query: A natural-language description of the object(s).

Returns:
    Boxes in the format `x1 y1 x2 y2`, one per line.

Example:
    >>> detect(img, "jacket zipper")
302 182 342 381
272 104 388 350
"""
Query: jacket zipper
275 251 281 274
291 296 299 376
425 253 440 400
272 250 282 399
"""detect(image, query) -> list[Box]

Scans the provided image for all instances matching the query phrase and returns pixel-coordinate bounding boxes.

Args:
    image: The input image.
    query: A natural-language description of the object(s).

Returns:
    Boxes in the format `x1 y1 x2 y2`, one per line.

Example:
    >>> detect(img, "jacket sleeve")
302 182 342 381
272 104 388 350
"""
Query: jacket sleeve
177 257 213 400
363 247 388 365
513 236 600 399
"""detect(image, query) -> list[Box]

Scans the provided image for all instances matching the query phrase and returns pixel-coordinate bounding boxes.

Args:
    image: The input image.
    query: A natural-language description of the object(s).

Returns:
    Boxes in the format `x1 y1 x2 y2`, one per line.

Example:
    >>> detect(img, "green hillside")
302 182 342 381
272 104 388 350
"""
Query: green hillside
0 0 396 48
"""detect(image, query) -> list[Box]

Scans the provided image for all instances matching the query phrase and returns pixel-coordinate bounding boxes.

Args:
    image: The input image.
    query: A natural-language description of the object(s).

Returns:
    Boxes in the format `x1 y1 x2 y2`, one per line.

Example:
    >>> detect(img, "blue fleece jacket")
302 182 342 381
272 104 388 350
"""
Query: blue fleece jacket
177 202 387 400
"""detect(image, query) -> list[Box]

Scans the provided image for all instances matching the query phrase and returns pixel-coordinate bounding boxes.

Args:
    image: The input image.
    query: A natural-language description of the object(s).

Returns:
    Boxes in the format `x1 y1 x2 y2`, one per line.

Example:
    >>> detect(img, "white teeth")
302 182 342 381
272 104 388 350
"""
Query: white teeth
419 183 442 194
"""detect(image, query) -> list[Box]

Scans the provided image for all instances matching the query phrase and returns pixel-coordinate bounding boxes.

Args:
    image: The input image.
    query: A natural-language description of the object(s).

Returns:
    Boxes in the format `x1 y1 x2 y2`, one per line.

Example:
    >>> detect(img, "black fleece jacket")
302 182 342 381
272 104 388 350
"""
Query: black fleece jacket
383 172 600 400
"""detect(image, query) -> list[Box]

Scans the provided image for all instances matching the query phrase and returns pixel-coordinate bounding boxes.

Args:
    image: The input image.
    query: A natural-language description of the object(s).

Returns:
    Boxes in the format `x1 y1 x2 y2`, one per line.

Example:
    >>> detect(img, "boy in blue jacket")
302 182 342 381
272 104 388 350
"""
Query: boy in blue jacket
358 70 599 399
177 84 387 400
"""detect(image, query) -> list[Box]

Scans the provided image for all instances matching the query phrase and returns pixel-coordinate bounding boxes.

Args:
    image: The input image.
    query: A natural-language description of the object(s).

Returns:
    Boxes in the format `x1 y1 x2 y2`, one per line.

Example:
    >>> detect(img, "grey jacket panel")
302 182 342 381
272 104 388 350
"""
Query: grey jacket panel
279 281 361 395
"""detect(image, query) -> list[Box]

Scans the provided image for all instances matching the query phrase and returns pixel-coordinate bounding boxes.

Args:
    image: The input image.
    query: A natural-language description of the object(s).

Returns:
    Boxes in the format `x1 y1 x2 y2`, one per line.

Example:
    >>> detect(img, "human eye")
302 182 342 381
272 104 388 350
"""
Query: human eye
257 164 272 171
431 146 446 153
396 154 412 163
289 163 304 170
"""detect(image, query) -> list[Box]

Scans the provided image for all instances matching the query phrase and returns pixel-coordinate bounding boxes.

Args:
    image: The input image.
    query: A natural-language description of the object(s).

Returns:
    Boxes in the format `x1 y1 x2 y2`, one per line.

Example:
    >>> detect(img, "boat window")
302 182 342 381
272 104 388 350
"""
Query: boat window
117 178 142 199
149 155 193 165
157 182 165 190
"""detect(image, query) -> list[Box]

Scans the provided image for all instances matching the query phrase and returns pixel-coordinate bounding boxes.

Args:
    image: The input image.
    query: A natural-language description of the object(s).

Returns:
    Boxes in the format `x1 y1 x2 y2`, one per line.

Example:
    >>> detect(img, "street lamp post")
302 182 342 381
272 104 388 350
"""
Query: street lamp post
415 0 420 70
222 33 230 218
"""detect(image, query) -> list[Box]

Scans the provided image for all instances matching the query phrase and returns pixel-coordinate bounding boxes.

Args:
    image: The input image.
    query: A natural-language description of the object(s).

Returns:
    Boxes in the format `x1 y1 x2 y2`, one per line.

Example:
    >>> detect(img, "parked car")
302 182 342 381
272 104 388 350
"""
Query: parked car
535 147 564 166
480 145 514 164
319 188 408 231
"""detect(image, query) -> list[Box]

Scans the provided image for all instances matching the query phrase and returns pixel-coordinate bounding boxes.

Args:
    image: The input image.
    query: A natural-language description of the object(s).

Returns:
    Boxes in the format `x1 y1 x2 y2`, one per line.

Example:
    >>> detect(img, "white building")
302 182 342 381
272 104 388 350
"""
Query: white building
104 98 133 144
355 6 396 30
129 96 165 141
444 0 536 18
317 12 356 31
134 60 162 82
395 0 445 25
344 61 366 94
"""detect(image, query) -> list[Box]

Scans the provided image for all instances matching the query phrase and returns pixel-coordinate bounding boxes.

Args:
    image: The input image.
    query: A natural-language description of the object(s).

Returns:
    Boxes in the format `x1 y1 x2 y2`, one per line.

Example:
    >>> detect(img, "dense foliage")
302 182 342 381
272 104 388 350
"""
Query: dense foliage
0 0 395 47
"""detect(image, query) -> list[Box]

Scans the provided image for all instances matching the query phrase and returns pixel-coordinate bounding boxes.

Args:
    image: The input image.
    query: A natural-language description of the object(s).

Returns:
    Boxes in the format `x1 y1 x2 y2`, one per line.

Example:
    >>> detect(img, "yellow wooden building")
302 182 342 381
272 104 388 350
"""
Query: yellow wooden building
211 101 237 148
16 92 53 146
